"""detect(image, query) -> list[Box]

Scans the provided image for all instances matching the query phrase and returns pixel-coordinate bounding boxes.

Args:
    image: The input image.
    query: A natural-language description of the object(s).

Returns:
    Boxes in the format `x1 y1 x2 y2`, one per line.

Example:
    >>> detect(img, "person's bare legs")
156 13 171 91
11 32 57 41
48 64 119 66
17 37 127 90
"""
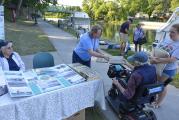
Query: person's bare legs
124 42 128 54
119 42 123 55
156 87 167 106
120 42 125 55
156 75 169 106
119 33 124 55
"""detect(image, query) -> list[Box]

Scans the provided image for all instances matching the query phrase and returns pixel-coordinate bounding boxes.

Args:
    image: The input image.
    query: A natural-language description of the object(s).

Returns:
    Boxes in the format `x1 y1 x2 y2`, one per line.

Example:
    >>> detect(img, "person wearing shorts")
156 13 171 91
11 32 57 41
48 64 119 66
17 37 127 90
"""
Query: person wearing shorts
119 18 133 55
150 24 179 108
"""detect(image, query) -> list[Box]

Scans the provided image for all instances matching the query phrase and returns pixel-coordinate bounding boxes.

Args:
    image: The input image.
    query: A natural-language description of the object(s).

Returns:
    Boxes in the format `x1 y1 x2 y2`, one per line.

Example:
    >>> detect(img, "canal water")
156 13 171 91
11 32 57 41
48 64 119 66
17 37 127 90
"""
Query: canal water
100 23 156 52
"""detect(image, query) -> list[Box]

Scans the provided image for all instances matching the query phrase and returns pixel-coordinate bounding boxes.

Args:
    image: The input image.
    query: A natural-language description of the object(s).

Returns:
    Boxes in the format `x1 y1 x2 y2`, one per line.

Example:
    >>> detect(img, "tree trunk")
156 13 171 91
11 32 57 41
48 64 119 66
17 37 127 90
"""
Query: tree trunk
0 0 5 5
17 0 23 17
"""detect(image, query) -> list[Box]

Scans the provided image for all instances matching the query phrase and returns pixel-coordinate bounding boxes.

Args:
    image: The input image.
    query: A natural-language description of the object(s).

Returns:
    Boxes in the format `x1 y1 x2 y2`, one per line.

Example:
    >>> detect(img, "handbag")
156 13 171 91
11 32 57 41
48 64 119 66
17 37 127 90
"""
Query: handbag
137 36 147 45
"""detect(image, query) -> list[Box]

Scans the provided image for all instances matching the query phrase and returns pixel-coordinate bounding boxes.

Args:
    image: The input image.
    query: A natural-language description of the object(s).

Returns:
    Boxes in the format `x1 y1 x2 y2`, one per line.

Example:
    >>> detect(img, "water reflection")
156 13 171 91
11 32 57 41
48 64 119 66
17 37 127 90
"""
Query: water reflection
101 23 156 51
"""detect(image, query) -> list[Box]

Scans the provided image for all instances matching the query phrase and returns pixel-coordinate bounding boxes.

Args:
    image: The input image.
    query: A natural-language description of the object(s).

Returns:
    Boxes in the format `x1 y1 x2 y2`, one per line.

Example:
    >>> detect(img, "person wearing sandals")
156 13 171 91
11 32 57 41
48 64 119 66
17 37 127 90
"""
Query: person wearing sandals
0 41 25 71
150 24 179 108
133 24 145 52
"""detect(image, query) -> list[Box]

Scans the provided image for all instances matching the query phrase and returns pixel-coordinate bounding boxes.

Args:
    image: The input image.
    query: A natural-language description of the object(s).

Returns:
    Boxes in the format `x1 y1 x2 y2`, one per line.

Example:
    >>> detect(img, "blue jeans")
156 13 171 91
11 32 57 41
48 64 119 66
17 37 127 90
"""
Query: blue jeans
72 51 91 67
162 69 177 78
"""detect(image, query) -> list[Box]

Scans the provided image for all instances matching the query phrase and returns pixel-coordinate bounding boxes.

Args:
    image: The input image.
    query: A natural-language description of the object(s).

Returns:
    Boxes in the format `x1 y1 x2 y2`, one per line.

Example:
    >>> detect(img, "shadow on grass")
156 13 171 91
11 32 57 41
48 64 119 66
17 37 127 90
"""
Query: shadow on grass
5 19 55 56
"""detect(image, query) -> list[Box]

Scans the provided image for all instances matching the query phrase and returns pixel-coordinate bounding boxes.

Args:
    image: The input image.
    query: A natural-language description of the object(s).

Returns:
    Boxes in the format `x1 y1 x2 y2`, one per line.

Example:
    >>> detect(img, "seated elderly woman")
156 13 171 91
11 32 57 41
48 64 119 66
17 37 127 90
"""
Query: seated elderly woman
0 41 25 71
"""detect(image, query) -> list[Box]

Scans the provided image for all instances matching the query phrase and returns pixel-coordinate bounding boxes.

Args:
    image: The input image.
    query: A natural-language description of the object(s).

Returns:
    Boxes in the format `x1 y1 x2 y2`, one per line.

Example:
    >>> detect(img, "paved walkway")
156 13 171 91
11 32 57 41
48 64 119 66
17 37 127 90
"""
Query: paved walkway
22 19 179 120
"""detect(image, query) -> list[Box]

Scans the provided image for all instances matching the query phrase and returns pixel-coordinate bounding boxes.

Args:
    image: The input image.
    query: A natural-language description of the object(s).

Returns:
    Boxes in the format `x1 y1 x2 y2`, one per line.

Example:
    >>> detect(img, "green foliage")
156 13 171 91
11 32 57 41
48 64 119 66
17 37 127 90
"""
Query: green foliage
82 0 179 22
65 6 81 11
82 0 122 22
44 12 70 18
171 73 179 88
170 0 179 11
3 0 56 16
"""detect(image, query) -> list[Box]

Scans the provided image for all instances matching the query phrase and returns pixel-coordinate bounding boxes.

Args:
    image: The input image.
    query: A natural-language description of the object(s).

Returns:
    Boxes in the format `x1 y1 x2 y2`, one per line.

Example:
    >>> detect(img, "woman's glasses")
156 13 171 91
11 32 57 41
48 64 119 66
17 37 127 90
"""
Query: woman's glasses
169 30 177 34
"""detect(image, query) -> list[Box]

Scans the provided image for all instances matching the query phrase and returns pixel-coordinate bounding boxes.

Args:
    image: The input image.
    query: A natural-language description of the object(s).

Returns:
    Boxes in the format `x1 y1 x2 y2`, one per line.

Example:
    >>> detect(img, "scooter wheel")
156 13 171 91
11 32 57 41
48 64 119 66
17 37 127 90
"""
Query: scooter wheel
145 110 157 120
121 115 134 120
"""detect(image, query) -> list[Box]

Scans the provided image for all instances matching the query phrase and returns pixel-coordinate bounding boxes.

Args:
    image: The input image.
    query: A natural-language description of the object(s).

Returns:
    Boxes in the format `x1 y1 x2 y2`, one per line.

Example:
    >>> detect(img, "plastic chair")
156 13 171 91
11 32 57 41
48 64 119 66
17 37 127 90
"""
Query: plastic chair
33 52 54 69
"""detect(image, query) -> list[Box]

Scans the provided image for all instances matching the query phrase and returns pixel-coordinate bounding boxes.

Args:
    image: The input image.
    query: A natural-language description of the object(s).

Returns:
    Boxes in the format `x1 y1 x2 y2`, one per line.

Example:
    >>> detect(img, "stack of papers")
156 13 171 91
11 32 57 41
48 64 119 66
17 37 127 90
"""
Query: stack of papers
109 56 125 64
4 71 33 97
96 58 109 63
96 56 126 64
68 63 100 80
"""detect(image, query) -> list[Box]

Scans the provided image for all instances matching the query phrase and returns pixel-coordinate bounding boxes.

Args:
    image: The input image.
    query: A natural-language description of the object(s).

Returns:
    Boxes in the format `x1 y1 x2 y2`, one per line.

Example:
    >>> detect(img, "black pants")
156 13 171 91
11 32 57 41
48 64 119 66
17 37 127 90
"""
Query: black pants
72 51 91 67
134 41 142 52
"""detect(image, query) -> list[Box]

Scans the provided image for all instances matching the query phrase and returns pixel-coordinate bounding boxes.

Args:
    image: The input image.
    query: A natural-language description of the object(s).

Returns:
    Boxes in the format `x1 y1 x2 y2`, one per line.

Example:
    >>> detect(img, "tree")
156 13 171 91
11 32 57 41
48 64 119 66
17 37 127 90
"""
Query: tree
170 0 179 11
82 0 94 19
127 0 141 16
94 3 107 20
105 1 120 21
0 0 5 5
142 0 160 19
17 0 23 16
24 0 57 24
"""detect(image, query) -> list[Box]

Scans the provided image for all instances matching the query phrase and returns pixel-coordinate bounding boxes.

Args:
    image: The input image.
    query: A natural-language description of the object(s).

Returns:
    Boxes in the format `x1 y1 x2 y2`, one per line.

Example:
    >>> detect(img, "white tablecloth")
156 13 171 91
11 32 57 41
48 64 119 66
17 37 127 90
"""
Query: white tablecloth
0 79 106 120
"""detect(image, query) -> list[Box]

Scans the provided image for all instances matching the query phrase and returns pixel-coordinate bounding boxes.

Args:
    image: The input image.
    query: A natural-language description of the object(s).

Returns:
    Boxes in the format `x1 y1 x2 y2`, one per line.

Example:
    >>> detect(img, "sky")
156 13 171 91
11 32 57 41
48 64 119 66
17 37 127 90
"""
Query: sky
57 0 83 7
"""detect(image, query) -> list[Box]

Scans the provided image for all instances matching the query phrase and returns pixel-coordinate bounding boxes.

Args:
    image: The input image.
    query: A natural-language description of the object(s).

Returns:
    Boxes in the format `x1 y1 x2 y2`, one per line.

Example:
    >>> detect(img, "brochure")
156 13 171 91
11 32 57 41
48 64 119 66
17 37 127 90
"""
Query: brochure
54 64 86 84
4 71 33 97
23 70 38 82
4 64 86 98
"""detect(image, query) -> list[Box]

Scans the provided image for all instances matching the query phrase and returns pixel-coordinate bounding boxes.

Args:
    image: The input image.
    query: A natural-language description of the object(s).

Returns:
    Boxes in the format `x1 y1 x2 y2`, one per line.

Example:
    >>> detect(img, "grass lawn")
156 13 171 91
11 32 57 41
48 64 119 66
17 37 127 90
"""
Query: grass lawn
5 19 55 56
171 73 179 88
103 48 179 88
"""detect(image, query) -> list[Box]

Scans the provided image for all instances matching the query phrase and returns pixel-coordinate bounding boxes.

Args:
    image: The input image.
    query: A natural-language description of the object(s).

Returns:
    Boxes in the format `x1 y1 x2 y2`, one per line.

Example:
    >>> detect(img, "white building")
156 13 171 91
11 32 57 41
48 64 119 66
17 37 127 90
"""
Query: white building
69 12 90 30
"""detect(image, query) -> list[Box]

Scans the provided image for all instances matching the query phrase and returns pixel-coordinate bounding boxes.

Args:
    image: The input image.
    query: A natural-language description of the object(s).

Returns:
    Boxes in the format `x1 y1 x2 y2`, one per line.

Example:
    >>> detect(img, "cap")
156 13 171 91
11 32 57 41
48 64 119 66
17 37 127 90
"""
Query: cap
0 41 9 49
127 52 148 63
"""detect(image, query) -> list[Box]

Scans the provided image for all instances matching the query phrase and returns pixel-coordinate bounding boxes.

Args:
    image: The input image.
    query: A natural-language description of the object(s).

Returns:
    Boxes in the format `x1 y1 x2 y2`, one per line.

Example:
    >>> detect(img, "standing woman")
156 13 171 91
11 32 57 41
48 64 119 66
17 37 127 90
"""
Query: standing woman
72 25 109 67
0 41 25 71
133 24 145 52
150 24 179 108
